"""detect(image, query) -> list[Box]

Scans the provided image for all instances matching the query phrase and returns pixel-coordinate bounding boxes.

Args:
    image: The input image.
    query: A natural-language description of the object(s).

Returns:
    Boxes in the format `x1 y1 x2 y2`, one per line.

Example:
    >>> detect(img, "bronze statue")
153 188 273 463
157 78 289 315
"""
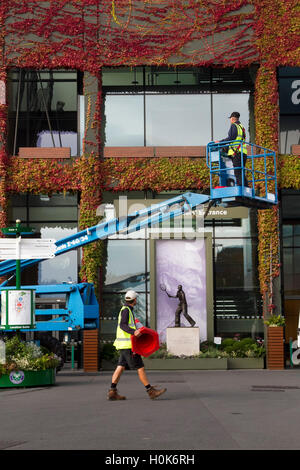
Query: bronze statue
161 284 196 327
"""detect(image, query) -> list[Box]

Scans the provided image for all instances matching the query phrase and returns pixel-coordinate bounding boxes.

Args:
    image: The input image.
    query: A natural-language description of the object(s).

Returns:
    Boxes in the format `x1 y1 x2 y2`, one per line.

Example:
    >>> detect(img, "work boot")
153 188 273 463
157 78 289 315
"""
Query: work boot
147 386 167 400
107 388 126 400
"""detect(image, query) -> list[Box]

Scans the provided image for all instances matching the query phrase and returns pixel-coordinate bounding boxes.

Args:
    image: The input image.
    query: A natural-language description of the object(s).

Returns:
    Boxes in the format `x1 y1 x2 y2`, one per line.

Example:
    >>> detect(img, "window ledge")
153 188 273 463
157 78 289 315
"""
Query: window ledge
291 145 300 156
104 146 207 158
17 147 71 159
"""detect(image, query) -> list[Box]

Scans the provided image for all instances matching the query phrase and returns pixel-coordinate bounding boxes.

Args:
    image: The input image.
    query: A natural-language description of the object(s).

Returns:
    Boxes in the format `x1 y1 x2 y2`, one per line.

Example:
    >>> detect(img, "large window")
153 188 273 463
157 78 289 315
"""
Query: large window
281 189 300 341
7 70 83 156
281 190 300 296
210 213 263 338
101 239 150 342
283 226 300 296
103 66 253 147
279 67 300 154
9 193 78 285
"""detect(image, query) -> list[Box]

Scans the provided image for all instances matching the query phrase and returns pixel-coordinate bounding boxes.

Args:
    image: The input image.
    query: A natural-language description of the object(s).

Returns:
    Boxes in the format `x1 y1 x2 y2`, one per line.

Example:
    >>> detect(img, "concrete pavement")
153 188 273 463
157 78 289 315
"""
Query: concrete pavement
1 367 300 451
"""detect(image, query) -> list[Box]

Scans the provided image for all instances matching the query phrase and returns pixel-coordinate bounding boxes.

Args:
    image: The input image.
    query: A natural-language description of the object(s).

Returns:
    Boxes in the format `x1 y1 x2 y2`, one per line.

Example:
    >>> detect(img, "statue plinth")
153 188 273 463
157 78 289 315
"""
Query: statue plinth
166 327 200 356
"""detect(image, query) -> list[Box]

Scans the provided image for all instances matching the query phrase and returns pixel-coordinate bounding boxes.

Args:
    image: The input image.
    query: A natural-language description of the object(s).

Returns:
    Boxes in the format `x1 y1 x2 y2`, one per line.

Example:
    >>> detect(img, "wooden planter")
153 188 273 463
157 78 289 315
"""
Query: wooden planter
267 326 285 369
83 329 99 372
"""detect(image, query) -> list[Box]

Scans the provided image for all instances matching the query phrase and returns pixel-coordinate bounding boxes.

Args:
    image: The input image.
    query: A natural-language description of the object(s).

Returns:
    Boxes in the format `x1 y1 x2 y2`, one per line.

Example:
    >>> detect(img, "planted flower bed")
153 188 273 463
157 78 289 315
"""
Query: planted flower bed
144 337 265 370
0 336 60 387
101 337 266 370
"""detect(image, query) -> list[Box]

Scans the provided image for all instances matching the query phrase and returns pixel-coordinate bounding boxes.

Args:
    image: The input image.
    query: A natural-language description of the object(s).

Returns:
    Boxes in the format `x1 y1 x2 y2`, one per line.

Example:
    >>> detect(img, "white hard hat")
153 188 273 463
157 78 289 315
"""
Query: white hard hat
125 290 138 301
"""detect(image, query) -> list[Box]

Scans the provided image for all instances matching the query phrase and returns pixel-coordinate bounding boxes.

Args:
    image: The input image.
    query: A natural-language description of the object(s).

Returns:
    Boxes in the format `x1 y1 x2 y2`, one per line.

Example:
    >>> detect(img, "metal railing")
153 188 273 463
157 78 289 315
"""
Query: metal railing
206 141 277 204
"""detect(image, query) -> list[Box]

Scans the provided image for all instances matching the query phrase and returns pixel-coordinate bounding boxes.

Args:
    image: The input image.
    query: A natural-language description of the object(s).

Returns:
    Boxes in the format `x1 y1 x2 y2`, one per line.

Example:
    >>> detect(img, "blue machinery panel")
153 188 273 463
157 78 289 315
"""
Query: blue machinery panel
0 283 99 332
0 143 278 332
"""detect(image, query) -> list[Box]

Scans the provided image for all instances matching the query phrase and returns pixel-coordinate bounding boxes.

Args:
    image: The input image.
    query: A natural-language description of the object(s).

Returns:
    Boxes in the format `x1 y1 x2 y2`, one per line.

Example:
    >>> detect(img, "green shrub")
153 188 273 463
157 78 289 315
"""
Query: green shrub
200 341 216 353
219 338 235 350
100 343 119 362
131 337 266 360
148 343 174 359
0 335 60 376
264 315 285 326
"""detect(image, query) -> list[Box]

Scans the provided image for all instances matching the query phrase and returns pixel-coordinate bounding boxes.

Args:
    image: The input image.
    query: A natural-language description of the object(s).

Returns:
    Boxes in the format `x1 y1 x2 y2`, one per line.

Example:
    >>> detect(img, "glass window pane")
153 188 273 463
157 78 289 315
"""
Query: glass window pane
215 289 262 318
283 247 300 295
33 224 78 284
105 95 144 146
28 193 77 207
7 70 78 155
10 193 78 224
147 69 198 86
216 318 264 337
294 225 300 246
213 93 249 141
8 193 27 207
11 207 27 221
282 192 300 218
214 218 254 238
103 67 144 87
215 239 258 289
29 206 77 222
104 240 146 292
101 293 147 326
51 81 77 112
280 116 300 154
282 225 293 247
145 94 211 145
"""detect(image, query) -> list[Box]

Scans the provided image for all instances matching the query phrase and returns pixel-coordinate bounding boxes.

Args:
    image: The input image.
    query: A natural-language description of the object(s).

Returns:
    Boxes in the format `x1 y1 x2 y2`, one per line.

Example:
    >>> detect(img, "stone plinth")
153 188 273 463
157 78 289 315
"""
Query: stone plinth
166 327 200 356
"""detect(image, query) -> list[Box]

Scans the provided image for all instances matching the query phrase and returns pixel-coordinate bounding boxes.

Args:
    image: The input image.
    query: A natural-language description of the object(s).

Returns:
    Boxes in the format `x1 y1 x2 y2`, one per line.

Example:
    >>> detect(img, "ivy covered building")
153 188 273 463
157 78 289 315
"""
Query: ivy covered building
0 1 299 369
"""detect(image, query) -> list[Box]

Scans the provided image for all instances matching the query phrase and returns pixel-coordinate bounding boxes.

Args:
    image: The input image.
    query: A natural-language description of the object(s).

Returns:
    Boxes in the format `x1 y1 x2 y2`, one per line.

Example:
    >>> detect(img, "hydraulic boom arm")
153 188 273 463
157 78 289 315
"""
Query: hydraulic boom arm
0 192 209 279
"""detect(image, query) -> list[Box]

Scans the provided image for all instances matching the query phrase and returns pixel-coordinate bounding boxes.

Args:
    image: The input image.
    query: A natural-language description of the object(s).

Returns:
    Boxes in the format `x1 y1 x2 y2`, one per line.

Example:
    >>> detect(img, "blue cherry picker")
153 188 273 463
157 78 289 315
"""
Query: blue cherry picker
0 140 277 333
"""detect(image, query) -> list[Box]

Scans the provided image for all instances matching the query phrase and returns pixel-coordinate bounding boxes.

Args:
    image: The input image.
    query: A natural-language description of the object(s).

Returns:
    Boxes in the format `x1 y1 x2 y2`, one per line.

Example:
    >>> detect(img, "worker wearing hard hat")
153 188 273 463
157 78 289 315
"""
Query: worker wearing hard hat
215 111 249 187
108 289 166 400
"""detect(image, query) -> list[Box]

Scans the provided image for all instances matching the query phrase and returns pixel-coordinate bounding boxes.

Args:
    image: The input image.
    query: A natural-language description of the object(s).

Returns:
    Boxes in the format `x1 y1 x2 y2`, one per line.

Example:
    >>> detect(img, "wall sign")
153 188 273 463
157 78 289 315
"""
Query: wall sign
9 371 25 385
279 77 300 114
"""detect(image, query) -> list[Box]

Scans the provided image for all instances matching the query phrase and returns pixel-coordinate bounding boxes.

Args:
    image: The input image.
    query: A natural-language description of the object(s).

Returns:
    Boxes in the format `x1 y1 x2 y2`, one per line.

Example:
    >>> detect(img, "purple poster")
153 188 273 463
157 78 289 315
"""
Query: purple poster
156 239 207 344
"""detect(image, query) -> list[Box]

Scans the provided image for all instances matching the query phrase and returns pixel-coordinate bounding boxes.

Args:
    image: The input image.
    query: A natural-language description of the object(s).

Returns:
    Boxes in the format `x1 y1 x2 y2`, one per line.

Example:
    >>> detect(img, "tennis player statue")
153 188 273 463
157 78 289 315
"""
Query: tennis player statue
160 284 196 328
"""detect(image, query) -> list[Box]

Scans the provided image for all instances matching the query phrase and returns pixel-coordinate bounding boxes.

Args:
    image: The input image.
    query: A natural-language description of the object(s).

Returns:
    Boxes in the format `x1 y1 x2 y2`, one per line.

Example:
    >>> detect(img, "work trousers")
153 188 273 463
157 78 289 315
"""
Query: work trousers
230 152 249 187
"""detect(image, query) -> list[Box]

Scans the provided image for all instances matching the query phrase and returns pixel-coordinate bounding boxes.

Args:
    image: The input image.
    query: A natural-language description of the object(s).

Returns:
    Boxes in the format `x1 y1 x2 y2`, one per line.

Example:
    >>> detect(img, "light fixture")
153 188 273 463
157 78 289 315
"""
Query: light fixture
131 69 139 84
174 70 181 84
40 194 50 202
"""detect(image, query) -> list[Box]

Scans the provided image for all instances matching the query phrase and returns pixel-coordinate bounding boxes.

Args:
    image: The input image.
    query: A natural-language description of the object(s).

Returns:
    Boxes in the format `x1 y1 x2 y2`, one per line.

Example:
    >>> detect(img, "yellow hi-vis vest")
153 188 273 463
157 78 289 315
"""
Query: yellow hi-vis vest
228 123 247 157
113 305 136 350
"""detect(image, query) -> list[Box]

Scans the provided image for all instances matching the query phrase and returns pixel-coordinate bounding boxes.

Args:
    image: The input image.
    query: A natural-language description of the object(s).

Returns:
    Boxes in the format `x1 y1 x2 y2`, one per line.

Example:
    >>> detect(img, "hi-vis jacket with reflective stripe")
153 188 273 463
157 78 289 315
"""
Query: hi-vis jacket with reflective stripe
113 305 136 350
228 123 247 156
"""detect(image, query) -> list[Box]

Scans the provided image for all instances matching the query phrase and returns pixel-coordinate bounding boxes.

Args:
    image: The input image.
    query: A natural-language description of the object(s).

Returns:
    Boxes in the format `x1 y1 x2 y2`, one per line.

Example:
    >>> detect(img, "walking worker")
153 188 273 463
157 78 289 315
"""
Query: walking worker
215 111 249 187
108 289 167 401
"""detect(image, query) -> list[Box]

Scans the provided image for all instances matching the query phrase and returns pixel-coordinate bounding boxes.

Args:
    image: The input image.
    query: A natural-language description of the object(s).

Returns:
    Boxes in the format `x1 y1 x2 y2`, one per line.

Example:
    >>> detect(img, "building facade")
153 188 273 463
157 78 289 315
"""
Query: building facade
0 1 299 366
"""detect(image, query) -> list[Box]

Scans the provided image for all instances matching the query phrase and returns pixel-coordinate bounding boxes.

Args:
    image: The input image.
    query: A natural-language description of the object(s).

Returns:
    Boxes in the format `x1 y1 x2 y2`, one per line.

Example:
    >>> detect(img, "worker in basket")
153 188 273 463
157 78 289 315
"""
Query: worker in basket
215 111 249 187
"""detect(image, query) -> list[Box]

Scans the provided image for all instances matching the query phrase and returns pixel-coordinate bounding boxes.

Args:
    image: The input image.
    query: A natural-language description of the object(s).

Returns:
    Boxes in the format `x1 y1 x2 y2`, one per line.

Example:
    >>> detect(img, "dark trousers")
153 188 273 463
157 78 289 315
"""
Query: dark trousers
230 152 249 187
175 304 195 327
